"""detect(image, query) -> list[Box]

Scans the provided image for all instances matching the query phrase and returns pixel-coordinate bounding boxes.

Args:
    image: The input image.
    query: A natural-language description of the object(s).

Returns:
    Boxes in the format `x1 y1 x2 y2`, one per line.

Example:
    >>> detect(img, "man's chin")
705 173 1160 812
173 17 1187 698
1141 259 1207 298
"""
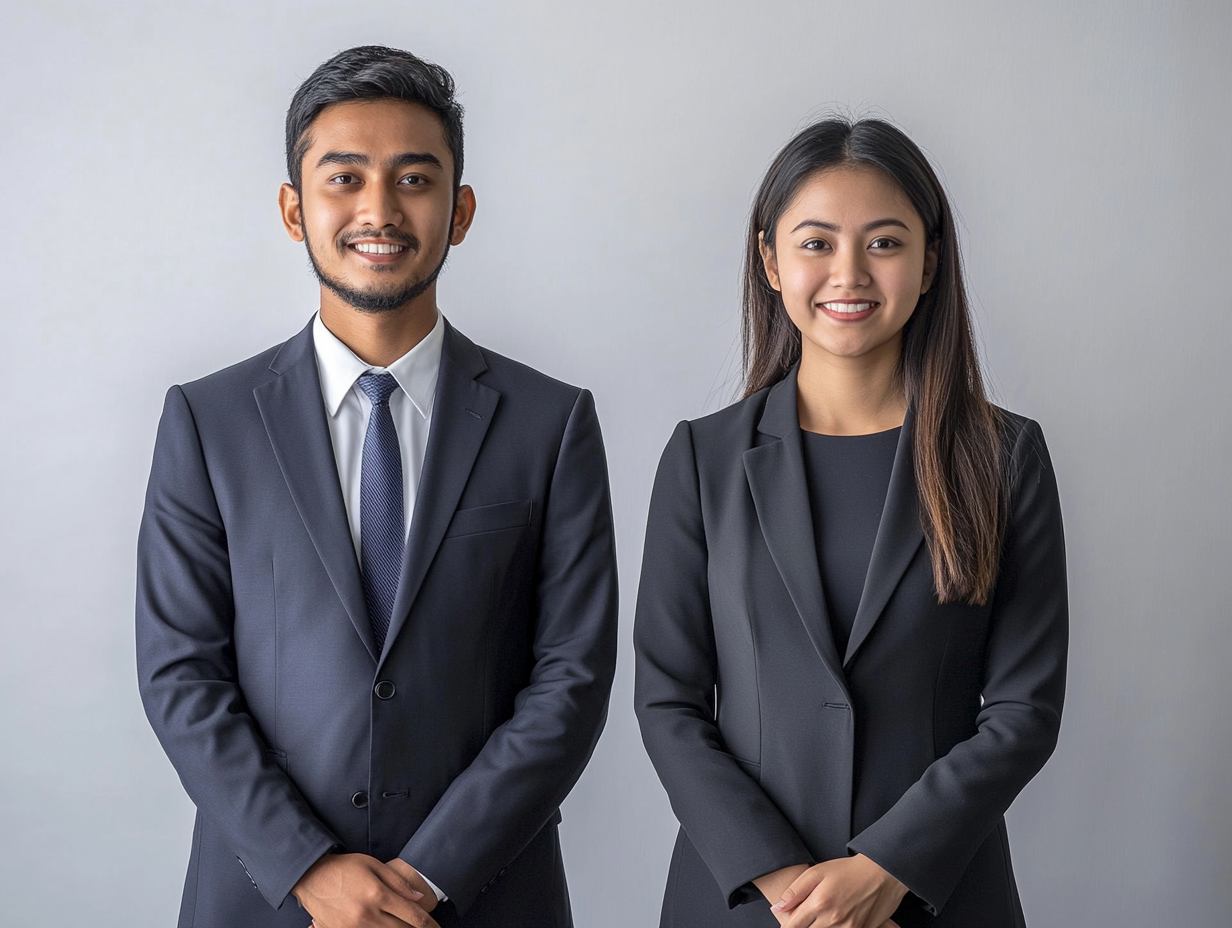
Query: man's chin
327 284 421 314
308 245 449 314
314 270 436 314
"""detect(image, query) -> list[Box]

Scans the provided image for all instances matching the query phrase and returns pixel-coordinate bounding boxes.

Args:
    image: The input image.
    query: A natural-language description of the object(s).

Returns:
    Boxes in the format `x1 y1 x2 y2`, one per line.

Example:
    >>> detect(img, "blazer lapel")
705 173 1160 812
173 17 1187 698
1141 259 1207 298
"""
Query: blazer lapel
381 322 499 659
254 321 379 662
743 373 848 695
843 407 925 666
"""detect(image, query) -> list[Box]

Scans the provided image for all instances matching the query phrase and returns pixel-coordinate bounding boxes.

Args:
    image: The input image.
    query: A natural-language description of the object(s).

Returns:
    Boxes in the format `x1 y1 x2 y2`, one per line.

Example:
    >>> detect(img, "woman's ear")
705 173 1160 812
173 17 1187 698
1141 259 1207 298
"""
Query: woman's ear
921 239 940 294
758 231 781 291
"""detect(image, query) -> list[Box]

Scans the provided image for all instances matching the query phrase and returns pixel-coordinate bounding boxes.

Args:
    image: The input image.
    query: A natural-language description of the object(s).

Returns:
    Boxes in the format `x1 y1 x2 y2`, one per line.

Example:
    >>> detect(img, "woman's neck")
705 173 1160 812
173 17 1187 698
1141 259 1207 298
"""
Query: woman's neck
795 338 906 435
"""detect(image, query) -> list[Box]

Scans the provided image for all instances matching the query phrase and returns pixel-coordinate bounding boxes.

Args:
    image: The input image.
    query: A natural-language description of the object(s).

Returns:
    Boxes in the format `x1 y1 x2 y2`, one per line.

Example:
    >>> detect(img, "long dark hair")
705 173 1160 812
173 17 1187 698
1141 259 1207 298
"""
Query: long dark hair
742 118 1007 605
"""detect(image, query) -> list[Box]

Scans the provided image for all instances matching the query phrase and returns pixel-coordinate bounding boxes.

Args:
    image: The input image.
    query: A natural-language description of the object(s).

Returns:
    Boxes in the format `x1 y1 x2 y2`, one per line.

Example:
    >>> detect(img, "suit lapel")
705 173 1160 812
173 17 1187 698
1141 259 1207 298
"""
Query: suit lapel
381 323 499 660
843 407 925 665
254 321 379 662
743 374 848 694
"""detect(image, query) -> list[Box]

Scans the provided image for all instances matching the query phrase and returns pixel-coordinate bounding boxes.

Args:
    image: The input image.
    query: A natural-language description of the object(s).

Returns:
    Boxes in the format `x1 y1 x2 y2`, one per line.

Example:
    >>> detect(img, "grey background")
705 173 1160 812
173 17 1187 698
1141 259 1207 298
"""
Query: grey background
1 1 1229 925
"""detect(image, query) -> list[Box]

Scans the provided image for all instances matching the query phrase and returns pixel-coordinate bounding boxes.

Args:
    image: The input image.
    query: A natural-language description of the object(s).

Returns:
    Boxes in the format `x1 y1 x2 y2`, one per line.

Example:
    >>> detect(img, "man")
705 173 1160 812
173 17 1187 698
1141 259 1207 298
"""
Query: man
137 46 617 928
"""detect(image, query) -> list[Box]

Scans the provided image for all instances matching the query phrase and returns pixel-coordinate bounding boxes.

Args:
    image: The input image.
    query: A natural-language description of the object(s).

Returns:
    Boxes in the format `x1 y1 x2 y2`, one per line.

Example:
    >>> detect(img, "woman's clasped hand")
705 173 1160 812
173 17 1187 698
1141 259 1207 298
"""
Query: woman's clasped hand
759 855 906 928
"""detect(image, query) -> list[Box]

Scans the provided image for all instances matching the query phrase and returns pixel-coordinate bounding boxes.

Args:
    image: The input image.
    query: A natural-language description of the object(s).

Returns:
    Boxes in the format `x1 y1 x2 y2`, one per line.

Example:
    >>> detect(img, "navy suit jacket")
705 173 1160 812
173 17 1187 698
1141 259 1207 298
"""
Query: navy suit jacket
634 372 1067 927
137 318 617 927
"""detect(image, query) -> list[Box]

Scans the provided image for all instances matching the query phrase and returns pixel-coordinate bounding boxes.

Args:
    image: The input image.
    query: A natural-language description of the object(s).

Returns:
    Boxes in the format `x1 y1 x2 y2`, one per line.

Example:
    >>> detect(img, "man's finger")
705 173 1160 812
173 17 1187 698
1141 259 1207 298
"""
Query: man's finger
374 861 426 905
376 885 439 928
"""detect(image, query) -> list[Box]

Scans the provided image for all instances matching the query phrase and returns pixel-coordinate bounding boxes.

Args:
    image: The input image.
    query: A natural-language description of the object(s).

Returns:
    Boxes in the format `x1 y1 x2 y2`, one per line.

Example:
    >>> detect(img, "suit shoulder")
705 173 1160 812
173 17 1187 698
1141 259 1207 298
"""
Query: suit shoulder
475 344 584 407
176 340 287 403
676 384 771 456
991 405 1056 492
991 405 1046 453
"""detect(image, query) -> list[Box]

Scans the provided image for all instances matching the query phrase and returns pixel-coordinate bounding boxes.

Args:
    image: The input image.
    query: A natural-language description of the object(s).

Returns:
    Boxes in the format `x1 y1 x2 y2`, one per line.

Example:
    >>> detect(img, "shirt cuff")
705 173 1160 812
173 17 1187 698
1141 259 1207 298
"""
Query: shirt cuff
419 872 448 903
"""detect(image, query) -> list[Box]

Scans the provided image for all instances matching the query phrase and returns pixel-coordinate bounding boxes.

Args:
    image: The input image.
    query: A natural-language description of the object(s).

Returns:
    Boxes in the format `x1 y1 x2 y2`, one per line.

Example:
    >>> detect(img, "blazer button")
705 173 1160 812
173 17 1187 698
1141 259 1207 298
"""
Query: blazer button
374 681 396 700
351 790 369 809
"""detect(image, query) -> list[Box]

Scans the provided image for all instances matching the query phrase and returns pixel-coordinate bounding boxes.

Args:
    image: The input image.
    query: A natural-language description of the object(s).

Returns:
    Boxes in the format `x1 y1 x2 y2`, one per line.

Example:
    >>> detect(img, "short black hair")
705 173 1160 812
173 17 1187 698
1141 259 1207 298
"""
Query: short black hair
285 45 464 191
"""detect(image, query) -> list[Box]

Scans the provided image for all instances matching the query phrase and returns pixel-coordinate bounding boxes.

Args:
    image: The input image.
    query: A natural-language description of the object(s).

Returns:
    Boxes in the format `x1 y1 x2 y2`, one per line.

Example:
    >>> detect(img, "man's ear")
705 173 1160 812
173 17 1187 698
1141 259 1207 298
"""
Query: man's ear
279 183 305 242
449 185 477 246
758 231 781 291
921 239 939 294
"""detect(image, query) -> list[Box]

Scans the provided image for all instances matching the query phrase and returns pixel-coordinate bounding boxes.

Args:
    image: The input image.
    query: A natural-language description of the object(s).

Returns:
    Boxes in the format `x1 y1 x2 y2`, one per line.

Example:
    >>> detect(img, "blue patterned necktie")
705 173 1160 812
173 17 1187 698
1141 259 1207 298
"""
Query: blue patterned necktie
357 372 404 652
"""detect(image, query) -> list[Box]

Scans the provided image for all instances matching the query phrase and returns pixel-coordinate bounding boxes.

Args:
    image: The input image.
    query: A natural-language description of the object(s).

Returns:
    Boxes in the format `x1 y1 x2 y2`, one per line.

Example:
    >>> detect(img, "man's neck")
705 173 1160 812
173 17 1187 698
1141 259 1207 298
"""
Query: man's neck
318 289 440 367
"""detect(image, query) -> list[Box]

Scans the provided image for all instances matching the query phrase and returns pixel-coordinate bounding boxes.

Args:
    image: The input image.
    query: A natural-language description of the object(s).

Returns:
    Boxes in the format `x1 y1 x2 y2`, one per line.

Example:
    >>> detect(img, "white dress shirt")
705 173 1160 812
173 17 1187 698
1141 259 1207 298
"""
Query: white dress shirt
312 311 444 557
311 310 449 902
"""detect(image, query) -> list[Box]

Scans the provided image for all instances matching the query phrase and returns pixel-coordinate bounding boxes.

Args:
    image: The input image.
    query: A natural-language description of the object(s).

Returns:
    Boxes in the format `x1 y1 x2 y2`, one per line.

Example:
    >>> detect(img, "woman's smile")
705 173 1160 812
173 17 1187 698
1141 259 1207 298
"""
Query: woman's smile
818 299 880 321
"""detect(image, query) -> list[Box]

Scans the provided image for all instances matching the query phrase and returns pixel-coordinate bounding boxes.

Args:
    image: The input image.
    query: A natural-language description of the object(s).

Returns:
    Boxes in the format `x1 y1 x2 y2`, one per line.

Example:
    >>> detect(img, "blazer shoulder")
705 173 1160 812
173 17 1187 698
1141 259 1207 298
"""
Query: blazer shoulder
992 405 1057 493
470 341 586 412
176 339 290 405
675 381 775 461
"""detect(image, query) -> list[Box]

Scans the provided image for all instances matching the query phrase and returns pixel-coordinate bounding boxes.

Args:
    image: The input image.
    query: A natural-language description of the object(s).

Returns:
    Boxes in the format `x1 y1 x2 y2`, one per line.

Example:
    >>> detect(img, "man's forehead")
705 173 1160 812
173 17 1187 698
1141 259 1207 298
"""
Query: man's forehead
303 99 451 162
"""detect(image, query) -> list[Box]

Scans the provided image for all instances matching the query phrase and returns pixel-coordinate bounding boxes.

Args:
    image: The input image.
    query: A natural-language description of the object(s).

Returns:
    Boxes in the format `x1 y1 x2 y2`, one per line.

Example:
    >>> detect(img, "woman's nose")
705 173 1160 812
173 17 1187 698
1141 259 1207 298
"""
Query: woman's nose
830 244 871 289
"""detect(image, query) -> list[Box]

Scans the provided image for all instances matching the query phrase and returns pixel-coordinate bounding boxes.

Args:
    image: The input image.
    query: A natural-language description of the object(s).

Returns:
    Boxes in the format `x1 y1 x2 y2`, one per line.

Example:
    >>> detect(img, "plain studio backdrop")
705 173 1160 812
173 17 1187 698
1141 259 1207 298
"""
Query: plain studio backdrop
2 2 1229 925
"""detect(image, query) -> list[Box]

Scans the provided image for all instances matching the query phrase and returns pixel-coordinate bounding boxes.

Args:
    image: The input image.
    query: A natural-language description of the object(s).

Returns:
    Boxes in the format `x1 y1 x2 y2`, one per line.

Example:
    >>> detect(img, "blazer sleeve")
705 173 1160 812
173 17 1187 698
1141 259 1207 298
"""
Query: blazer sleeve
135 385 340 910
635 421 815 907
398 388 619 916
847 418 1069 915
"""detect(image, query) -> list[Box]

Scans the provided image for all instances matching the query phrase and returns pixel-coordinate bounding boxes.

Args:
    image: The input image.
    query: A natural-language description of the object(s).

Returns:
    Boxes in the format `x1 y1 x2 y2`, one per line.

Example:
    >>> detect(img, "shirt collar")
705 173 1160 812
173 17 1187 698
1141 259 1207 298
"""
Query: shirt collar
312 310 445 420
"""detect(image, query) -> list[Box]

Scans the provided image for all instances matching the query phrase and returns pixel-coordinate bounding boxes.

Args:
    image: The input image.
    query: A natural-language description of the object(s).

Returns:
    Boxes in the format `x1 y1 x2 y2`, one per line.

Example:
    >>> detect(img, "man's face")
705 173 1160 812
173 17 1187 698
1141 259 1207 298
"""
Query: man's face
279 98 474 313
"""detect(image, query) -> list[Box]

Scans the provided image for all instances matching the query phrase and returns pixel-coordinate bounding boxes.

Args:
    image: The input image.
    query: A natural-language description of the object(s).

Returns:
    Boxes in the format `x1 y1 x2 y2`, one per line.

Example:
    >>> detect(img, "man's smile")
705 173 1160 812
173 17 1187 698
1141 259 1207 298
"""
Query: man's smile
351 242 407 255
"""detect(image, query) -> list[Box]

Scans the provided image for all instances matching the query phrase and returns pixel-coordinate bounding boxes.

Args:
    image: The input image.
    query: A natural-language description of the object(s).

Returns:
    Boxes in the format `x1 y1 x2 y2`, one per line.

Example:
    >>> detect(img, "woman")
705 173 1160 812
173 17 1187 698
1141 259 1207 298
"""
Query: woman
633 118 1067 928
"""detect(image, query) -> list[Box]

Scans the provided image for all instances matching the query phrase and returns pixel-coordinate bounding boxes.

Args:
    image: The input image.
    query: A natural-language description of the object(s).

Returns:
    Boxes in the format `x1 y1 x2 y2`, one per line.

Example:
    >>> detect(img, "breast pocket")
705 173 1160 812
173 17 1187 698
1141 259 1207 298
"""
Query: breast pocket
443 499 532 538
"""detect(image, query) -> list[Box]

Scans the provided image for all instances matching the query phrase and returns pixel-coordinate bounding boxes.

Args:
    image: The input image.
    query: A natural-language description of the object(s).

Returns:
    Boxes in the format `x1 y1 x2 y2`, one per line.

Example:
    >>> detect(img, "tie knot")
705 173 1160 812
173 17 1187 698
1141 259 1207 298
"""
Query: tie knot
357 371 400 407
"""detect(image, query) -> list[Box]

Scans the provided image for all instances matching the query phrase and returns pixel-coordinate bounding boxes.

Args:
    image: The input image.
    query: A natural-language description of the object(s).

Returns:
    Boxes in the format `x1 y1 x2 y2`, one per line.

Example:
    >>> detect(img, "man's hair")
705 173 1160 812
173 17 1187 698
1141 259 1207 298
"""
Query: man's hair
285 45 464 191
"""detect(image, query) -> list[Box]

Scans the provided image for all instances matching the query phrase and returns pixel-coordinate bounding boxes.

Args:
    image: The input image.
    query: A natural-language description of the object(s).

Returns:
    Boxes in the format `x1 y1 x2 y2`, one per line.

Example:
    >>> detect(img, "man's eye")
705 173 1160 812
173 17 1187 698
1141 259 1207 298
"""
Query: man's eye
329 174 356 184
399 174 426 186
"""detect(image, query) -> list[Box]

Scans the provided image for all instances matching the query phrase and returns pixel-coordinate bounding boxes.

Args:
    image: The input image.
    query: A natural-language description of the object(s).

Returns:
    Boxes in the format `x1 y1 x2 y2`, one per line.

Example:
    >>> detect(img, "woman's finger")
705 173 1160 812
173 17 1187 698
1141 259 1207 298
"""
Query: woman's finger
772 864 825 913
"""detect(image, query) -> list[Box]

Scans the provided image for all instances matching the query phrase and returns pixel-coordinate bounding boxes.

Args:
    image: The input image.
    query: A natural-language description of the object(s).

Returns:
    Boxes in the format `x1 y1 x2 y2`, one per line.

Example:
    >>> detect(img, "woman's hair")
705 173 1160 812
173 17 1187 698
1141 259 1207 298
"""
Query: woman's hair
741 117 1007 605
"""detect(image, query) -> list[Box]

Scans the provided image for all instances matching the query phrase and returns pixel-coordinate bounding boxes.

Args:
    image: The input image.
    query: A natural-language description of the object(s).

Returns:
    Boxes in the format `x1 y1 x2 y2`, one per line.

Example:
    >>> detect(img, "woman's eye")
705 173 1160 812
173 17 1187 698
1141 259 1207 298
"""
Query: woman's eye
802 239 830 251
869 237 899 249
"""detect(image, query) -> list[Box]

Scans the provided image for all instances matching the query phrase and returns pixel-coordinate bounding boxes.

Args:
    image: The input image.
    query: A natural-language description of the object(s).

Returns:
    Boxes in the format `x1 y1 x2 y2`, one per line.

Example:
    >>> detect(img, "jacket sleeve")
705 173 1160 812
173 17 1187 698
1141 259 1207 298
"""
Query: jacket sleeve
634 421 815 908
136 385 339 910
847 418 1069 915
397 388 619 916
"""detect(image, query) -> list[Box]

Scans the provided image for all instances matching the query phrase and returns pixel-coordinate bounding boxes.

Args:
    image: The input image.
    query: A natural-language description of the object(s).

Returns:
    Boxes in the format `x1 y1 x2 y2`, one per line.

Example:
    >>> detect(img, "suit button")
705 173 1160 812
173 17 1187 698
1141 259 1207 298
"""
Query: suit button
374 681 396 699
351 790 369 809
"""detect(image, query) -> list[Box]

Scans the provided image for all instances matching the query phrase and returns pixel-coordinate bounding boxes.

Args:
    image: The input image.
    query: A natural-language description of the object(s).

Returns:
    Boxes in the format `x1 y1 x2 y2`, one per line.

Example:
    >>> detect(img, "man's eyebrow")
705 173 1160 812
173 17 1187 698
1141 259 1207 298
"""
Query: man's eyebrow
789 218 912 234
314 151 444 170
316 151 369 168
390 151 443 170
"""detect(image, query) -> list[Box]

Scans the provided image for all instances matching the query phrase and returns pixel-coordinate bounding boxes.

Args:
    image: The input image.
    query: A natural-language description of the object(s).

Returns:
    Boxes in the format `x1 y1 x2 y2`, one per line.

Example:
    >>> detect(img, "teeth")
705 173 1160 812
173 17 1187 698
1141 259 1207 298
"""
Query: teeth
821 301 875 313
354 243 405 254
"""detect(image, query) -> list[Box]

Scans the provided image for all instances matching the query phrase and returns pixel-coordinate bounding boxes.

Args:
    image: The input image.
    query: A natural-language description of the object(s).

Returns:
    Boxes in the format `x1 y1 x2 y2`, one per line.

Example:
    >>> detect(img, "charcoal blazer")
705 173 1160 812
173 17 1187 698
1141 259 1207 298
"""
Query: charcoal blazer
634 371 1067 928
137 317 617 928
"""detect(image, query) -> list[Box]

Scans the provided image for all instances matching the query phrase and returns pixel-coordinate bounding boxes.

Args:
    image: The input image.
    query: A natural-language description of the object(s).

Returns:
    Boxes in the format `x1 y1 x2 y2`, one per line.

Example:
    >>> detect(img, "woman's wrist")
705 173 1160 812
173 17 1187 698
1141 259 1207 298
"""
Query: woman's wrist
753 863 811 905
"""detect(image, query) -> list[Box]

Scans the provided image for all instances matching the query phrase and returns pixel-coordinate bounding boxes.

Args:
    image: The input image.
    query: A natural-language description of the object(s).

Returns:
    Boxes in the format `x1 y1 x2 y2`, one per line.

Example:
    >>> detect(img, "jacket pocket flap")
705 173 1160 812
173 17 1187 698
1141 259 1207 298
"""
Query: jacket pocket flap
444 499 532 538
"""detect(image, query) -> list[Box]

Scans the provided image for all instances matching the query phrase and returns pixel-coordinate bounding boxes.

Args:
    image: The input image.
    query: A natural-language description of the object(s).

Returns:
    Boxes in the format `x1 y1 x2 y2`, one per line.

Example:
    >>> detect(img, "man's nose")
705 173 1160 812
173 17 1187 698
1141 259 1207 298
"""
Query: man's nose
356 182 403 229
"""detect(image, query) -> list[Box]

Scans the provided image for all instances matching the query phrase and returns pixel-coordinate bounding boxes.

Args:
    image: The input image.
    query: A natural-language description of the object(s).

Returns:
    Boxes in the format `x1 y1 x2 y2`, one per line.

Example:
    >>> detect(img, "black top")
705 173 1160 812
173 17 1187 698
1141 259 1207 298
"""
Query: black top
801 426 901 657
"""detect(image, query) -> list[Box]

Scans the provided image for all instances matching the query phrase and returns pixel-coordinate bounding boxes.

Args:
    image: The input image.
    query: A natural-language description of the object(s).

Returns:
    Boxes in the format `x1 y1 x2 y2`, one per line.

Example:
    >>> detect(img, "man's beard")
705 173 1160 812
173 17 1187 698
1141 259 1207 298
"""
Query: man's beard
305 227 450 314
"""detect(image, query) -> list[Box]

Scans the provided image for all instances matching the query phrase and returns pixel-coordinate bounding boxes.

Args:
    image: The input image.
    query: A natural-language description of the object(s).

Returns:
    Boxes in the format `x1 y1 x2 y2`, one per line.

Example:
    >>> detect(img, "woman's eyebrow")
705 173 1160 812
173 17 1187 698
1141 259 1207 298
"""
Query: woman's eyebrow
790 218 911 234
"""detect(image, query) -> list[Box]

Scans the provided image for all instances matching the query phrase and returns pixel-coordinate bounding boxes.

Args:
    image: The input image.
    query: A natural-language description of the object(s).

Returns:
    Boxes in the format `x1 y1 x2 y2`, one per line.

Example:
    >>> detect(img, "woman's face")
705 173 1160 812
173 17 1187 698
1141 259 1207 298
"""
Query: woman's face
760 165 937 368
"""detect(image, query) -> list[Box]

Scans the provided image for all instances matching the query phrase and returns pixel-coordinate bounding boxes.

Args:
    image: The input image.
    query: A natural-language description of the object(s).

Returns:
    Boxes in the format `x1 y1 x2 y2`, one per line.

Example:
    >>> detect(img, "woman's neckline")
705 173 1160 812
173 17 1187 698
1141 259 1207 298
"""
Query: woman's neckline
801 425 903 438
